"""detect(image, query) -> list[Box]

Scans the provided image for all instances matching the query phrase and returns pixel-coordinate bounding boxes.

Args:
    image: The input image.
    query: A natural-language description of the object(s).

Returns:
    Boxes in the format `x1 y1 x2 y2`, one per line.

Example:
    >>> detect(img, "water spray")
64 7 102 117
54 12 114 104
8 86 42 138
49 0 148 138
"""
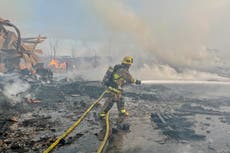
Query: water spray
142 80 230 85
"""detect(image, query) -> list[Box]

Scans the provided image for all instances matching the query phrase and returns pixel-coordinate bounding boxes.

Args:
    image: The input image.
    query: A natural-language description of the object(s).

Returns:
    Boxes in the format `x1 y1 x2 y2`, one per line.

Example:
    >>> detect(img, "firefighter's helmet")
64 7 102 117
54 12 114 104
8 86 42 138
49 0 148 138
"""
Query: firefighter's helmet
121 56 133 65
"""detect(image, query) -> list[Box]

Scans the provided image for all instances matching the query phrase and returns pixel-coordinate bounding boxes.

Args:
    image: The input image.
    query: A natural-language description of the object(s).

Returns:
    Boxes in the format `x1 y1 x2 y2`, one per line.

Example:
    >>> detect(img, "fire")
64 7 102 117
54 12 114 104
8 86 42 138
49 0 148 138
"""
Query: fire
48 59 67 70
49 59 59 68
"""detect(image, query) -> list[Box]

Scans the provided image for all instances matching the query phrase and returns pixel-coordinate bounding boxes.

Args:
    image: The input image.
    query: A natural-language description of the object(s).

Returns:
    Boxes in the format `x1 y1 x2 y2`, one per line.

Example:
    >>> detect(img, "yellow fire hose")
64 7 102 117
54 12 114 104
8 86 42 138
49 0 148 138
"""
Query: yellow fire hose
97 112 110 153
43 90 109 153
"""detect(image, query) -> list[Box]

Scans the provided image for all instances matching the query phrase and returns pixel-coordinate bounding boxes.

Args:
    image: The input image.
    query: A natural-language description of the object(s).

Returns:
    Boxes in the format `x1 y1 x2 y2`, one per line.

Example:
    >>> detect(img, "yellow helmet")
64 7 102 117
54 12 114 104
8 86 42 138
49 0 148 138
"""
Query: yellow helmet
121 56 133 65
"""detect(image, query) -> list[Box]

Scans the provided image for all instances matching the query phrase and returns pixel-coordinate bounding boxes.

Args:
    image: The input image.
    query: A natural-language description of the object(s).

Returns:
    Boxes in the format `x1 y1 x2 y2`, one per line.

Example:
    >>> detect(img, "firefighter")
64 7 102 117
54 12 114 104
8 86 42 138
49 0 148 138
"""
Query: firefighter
98 56 141 135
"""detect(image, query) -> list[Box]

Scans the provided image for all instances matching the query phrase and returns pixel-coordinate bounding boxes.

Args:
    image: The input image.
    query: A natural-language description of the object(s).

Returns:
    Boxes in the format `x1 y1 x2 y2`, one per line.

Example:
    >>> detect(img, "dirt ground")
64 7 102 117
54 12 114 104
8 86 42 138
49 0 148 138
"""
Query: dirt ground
1 76 230 153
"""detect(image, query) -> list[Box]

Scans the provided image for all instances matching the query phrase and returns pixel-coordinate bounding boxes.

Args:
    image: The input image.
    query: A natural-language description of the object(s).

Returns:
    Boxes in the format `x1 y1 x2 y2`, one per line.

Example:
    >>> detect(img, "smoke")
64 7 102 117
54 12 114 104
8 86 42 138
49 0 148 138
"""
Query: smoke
2 76 31 104
90 0 152 41
76 0 230 81
88 0 229 68
2 0 229 81
134 64 230 81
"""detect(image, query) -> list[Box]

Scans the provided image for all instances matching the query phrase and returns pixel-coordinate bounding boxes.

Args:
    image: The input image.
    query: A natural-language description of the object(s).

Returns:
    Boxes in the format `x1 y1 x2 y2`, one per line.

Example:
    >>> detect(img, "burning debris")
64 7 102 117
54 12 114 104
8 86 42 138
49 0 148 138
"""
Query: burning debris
48 58 68 72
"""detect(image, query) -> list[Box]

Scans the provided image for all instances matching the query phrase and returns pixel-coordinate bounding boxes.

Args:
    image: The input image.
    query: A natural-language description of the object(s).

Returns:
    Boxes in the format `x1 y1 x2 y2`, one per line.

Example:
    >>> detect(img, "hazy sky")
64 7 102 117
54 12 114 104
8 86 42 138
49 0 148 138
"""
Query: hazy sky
1 0 230 69
0 0 107 39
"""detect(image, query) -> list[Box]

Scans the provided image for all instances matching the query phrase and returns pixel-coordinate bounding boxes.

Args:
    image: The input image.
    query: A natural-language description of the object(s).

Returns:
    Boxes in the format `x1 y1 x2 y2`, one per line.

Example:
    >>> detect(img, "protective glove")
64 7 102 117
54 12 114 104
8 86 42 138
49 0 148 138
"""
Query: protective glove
135 80 141 85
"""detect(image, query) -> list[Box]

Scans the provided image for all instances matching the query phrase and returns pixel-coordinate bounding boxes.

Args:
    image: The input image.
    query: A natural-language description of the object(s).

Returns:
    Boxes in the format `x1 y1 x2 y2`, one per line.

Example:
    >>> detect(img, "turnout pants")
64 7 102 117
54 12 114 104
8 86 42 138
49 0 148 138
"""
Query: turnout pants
99 91 126 119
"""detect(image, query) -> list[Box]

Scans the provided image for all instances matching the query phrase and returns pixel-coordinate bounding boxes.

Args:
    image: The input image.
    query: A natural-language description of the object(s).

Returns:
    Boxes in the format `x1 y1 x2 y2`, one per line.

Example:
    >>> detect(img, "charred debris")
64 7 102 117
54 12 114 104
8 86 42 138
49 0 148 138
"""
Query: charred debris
0 18 106 152
1 17 230 153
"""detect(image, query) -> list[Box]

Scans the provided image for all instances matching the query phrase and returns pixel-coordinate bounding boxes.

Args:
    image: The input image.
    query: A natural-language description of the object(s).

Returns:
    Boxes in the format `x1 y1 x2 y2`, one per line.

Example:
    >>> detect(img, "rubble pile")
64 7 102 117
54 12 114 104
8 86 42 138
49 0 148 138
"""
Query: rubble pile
0 18 46 73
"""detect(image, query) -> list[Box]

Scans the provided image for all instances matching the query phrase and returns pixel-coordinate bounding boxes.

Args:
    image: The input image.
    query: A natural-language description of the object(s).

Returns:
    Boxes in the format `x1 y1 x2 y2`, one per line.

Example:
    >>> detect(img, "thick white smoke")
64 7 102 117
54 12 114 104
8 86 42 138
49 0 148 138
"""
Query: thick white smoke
2 0 229 81
134 64 230 81
88 0 228 67
85 0 230 81
2 76 31 104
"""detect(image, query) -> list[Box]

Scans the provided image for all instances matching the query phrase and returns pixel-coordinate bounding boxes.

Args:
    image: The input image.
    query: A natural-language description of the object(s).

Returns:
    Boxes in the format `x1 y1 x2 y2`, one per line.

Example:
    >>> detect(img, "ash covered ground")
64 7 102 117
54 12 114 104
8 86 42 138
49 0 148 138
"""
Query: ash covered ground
0 74 230 153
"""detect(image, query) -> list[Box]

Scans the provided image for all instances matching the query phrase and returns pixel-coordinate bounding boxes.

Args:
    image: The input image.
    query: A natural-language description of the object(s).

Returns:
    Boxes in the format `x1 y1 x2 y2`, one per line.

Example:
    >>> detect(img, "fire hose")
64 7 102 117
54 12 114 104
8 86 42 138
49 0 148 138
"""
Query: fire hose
97 112 110 153
43 89 110 153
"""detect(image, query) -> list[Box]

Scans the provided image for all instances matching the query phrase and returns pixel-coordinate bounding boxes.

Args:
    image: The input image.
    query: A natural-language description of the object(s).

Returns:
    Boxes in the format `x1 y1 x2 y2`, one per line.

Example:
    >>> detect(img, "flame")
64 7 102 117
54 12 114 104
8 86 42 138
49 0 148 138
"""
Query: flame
48 59 67 69
49 59 59 68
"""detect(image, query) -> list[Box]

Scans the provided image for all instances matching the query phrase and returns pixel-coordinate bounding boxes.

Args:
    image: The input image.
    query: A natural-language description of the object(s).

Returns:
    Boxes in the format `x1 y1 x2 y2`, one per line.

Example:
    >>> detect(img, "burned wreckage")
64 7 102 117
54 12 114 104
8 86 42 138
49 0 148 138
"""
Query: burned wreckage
0 17 52 81
1 17 230 153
